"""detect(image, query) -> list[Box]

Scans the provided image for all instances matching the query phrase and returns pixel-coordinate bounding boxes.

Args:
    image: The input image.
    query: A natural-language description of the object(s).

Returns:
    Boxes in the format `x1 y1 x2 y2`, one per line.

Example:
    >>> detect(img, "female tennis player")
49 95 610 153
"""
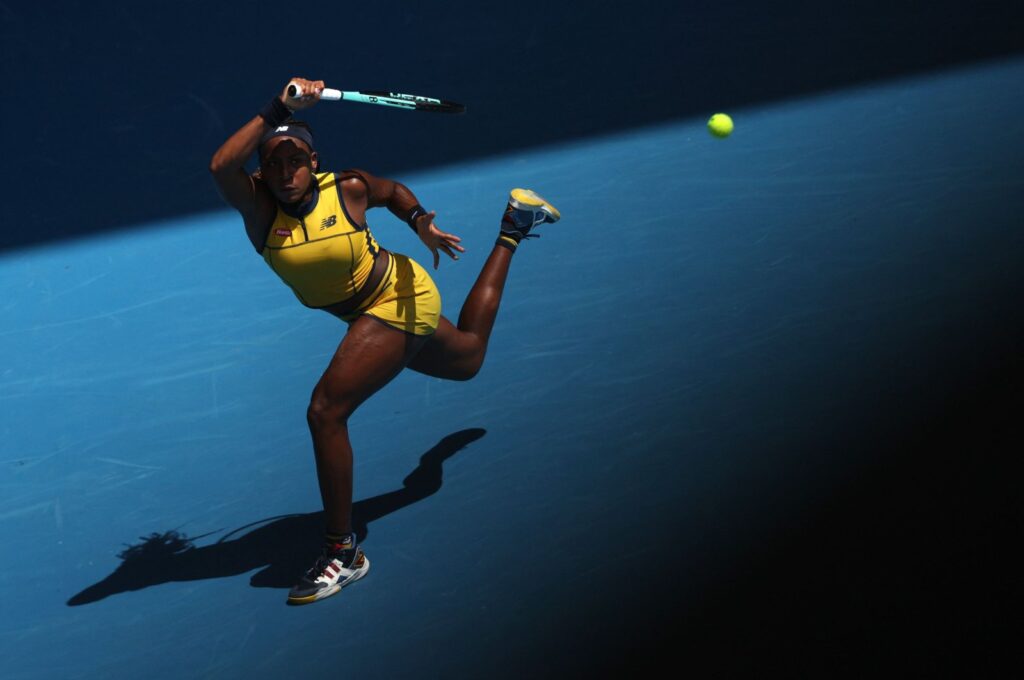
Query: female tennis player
209 78 560 604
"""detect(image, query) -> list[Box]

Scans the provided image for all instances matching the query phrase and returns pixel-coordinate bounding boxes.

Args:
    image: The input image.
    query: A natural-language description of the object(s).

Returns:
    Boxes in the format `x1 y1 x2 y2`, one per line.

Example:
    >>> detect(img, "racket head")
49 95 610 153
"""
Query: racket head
360 91 466 114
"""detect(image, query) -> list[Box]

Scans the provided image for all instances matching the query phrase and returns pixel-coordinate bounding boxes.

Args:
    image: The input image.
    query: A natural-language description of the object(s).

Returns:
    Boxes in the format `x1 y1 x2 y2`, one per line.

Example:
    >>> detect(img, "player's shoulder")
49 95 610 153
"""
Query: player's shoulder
336 168 374 184
335 168 375 198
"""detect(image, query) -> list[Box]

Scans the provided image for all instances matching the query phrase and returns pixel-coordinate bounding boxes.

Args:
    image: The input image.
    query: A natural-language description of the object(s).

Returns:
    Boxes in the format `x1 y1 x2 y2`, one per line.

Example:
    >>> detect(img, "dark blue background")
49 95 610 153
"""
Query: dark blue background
2 0 1022 250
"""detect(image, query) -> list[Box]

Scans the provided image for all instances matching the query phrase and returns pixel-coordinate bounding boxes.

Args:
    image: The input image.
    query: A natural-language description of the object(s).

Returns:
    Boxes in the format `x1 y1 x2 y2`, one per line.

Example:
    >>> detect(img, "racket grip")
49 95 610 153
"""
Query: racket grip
286 81 342 102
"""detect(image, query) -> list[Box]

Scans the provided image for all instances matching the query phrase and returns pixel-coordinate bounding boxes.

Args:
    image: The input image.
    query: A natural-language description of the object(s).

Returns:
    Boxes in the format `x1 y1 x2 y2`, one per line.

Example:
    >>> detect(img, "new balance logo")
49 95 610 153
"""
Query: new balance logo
320 215 338 230
275 126 289 132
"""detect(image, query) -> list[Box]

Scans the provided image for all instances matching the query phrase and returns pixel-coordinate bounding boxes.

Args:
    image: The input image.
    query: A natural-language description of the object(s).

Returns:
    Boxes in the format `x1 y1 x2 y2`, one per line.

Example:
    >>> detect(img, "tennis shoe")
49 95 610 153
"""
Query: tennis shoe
500 188 561 241
287 536 369 605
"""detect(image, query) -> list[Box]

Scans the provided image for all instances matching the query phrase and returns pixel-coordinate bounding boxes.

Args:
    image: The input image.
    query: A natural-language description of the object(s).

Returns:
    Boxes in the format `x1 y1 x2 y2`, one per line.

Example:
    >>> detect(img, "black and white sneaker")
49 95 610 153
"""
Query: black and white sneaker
287 535 369 605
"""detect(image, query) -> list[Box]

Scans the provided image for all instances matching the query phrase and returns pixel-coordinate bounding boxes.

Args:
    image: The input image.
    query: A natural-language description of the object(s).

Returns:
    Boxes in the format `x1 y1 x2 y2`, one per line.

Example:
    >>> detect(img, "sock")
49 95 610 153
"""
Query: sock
496 234 520 251
324 531 355 554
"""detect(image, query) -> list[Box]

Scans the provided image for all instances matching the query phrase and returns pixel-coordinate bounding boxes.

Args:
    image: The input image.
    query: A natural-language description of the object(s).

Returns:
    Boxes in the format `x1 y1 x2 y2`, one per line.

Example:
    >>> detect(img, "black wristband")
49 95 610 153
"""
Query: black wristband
406 205 427 233
259 97 293 127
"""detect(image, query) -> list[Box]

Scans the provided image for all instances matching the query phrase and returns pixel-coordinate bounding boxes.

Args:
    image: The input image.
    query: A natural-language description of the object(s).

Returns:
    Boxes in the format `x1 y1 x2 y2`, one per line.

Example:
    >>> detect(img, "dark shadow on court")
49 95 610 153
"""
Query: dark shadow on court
548 317 1024 677
67 428 485 606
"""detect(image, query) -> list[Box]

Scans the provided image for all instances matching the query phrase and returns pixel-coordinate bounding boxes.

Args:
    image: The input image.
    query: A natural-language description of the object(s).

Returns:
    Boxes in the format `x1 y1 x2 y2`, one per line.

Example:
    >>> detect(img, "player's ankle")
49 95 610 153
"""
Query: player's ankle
496 234 520 252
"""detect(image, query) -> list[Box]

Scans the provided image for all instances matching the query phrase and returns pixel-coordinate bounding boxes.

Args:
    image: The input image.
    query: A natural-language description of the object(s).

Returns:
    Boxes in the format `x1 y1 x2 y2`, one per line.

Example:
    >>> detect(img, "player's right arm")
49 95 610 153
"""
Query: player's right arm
209 113 278 252
211 79 324 251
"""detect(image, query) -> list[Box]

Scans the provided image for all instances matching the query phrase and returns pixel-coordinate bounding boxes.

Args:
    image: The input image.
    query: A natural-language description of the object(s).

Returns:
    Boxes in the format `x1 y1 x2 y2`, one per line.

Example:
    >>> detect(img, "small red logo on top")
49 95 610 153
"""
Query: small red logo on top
275 229 291 237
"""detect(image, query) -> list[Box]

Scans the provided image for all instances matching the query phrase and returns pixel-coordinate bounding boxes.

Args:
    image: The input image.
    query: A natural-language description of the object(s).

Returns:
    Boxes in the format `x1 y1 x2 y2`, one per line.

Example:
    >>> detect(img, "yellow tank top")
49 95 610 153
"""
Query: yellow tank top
261 172 381 308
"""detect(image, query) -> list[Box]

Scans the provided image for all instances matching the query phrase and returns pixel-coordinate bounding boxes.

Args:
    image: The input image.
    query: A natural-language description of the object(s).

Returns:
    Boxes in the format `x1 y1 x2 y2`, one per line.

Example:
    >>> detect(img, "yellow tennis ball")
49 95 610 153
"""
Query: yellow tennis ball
707 113 734 138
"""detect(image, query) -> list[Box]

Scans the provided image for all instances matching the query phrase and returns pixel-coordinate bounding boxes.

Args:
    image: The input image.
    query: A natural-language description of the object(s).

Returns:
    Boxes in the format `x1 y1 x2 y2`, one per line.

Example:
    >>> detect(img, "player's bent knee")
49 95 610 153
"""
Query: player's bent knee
450 357 483 381
307 391 357 429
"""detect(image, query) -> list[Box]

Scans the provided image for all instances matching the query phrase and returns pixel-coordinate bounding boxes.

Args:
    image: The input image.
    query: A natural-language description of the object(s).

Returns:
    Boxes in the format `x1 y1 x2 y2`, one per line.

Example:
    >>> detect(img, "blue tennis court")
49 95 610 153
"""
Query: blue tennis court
2 56 1022 677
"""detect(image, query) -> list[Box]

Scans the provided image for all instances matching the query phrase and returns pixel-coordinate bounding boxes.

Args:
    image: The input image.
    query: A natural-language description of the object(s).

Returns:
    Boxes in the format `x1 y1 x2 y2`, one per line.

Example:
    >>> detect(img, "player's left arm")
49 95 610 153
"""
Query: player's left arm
340 168 464 269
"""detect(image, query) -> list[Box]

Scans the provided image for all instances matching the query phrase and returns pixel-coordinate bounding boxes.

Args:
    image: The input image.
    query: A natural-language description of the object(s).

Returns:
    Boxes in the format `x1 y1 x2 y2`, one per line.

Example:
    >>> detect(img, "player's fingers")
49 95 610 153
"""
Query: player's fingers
284 79 316 108
287 78 323 102
442 241 465 254
432 248 440 270
442 236 466 253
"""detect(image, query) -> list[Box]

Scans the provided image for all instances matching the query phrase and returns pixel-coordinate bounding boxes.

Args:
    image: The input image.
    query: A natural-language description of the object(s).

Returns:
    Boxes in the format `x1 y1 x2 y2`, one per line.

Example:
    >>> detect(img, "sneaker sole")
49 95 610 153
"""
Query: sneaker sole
509 188 561 222
286 555 371 605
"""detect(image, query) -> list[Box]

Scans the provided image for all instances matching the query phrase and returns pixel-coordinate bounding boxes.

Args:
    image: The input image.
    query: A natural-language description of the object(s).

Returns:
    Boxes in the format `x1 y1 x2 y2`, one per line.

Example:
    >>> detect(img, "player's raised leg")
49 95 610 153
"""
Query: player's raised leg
409 189 560 381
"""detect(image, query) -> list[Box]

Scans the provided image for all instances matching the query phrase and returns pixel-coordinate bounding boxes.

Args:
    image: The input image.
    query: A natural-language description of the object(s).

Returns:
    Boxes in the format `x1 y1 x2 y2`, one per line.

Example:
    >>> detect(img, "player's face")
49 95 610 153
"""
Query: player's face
260 137 319 204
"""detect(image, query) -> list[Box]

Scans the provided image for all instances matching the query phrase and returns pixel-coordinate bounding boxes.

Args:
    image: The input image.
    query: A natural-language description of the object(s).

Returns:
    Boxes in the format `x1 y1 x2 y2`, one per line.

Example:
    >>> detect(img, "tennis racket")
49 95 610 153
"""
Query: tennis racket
287 82 465 114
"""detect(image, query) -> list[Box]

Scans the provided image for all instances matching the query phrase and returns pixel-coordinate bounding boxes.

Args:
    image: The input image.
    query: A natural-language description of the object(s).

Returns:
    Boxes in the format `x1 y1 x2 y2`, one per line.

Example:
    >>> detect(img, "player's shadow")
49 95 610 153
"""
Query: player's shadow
67 428 485 606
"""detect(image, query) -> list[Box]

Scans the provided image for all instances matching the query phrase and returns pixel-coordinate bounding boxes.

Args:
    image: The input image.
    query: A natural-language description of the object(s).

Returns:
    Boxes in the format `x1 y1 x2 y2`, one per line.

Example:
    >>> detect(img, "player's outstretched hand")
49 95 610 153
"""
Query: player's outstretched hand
414 211 464 269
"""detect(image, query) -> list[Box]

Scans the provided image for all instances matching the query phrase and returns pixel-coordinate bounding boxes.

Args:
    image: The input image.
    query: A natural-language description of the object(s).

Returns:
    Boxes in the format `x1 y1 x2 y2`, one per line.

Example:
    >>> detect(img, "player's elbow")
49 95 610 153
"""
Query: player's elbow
209 155 230 177
209 146 245 177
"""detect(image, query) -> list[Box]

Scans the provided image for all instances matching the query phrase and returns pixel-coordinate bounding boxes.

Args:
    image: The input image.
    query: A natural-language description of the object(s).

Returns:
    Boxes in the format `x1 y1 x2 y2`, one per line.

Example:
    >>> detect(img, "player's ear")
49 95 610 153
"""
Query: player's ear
311 151 319 171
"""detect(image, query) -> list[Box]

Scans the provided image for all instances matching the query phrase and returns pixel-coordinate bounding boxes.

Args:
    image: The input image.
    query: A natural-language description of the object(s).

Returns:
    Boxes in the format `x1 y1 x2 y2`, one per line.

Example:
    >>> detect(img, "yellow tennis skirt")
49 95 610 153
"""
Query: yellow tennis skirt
341 251 441 336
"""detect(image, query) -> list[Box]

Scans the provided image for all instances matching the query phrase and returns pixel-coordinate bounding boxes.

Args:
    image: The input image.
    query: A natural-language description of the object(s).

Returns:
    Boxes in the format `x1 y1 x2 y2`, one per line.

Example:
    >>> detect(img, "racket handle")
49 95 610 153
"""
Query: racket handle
286 81 342 103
